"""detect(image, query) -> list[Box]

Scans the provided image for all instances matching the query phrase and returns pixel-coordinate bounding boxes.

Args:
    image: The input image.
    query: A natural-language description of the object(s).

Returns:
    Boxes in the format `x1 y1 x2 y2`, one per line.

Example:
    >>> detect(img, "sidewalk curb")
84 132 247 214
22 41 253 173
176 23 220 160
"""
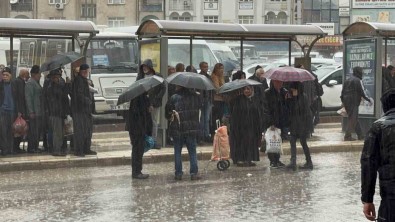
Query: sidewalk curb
0 142 364 172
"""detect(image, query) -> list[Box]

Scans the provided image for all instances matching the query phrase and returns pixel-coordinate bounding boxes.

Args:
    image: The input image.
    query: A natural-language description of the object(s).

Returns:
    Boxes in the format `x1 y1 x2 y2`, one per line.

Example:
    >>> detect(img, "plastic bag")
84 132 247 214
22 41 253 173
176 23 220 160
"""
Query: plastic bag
13 116 28 137
337 107 347 117
211 125 230 161
144 135 155 153
64 115 74 136
265 127 282 154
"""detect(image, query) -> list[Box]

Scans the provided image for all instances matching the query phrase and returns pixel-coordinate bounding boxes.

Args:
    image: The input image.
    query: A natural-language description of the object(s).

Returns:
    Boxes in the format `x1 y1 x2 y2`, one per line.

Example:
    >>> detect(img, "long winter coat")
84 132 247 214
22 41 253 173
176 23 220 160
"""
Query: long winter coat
44 81 70 118
0 81 18 114
71 75 92 115
263 85 289 130
165 88 200 138
13 77 27 116
128 93 153 137
230 94 262 162
361 107 395 219
288 93 313 137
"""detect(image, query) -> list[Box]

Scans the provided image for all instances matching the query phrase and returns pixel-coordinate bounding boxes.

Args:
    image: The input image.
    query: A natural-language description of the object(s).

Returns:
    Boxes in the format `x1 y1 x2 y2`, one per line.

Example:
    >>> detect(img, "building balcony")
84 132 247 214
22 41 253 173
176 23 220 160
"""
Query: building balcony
11 3 33 12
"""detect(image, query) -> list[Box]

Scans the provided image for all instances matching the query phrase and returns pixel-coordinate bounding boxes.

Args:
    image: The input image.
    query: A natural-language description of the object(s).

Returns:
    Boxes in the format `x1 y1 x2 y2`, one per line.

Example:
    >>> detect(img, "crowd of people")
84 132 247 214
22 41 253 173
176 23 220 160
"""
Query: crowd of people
129 59 324 180
0 63 97 157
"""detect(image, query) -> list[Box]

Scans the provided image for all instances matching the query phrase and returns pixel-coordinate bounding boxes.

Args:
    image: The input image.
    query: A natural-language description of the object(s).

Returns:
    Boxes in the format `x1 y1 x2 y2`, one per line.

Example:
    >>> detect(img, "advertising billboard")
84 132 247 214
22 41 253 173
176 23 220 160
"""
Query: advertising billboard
352 0 395 8
139 39 161 73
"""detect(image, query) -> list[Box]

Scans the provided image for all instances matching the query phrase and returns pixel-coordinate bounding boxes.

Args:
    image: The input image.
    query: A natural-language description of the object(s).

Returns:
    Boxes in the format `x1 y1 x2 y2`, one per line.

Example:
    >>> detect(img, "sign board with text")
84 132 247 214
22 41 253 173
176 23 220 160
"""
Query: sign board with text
344 38 377 116
352 0 395 8
307 23 335 35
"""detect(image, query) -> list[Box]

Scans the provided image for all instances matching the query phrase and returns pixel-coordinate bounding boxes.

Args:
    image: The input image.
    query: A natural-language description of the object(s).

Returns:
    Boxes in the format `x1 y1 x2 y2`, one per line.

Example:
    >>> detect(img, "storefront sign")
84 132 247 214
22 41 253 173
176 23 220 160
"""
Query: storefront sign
352 0 395 8
339 8 350 16
316 35 343 46
239 2 253 10
307 23 335 35
344 38 377 116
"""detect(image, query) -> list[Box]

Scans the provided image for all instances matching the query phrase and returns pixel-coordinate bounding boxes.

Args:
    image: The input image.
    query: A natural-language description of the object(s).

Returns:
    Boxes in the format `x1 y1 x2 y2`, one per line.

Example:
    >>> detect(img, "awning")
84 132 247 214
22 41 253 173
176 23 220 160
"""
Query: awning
343 22 395 38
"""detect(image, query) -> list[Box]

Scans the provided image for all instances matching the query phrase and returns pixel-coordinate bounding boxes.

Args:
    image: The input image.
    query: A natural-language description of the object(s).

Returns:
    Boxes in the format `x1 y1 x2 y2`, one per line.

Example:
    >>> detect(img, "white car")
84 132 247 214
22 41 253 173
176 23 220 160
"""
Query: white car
243 62 287 79
315 65 343 110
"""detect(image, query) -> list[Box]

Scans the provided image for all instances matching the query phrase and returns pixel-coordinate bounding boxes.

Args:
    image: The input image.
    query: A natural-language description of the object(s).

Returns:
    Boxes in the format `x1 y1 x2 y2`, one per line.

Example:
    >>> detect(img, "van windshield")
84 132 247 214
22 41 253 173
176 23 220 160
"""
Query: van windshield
87 38 138 74
168 44 218 70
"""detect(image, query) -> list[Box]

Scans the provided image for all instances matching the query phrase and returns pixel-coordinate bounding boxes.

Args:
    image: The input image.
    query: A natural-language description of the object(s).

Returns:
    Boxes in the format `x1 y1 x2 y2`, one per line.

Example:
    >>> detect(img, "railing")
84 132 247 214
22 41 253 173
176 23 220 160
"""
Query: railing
11 3 33 11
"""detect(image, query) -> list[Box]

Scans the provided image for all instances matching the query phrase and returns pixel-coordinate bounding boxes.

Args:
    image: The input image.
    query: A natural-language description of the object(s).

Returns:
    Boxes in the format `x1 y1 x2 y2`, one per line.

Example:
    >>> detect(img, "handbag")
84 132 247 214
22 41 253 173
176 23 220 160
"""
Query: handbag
144 135 155 153
337 107 347 117
64 115 74 136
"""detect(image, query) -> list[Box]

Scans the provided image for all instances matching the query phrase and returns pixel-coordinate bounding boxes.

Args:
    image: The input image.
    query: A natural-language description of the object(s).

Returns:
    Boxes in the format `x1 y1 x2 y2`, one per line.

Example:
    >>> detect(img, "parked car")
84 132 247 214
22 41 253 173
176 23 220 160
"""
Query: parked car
315 65 343 110
242 62 287 79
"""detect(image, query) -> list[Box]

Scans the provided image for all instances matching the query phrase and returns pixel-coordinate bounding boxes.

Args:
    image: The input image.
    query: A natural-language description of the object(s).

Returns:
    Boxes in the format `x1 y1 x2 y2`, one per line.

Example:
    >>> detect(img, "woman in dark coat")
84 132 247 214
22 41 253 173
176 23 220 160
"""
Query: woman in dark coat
230 86 262 166
128 92 153 179
286 82 313 170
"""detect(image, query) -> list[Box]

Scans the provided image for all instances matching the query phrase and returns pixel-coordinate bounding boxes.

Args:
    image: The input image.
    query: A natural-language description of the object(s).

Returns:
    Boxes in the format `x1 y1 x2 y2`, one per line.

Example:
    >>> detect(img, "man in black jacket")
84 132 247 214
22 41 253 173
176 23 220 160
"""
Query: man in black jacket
71 64 96 157
341 66 371 141
13 69 29 153
361 88 395 222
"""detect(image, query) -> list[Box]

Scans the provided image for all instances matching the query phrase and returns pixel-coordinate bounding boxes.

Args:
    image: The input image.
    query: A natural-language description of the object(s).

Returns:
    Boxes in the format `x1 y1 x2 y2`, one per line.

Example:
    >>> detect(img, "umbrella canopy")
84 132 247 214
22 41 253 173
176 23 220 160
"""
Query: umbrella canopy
218 79 262 94
40 52 83 73
166 72 215 90
117 75 164 105
264 66 315 82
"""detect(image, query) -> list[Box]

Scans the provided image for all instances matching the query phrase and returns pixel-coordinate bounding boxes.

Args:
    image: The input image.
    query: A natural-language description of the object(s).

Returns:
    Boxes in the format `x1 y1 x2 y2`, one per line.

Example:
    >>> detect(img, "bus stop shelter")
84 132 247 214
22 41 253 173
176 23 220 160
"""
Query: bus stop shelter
0 18 99 76
136 19 327 146
342 22 395 134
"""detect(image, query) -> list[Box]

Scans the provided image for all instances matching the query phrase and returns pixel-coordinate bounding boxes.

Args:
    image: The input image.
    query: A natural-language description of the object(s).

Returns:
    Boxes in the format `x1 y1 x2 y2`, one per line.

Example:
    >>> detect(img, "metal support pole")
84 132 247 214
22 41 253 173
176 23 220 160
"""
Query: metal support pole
240 39 244 70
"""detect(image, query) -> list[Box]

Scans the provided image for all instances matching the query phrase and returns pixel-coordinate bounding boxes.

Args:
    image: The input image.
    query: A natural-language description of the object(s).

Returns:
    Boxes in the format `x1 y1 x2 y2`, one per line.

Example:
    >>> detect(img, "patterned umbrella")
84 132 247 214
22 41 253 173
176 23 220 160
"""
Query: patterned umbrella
264 66 315 82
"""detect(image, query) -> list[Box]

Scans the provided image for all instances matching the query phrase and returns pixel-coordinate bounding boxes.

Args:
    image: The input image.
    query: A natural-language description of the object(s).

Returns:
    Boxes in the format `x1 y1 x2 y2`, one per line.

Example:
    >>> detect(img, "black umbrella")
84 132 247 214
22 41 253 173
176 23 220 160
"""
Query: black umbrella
117 75 164 105
166 72 215 90
40 52 83 73
218 79 262 94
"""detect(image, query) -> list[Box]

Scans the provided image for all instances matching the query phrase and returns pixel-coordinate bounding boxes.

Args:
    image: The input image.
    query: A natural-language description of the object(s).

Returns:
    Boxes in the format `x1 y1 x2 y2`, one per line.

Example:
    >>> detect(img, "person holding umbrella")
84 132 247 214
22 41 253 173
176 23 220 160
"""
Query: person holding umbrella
137 59 166 149
286 82 313 170
117 74 164 179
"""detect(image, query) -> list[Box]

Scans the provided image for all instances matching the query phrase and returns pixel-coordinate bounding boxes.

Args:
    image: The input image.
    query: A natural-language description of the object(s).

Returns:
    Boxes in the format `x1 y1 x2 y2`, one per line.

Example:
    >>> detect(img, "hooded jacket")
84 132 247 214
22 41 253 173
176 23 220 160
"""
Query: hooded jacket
137 59 166 108
341 72 370 107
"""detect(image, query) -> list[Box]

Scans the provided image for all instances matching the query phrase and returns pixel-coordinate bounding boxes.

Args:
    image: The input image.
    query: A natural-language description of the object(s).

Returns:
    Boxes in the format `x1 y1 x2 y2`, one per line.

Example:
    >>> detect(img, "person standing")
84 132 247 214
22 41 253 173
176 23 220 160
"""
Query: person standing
341 66 371 141
13 69 29 153
211 63 226 136
361 89 395 222
165 86 201 181
25 66 43 153
264 80 288 168
137 59 166 149
44 69 69 156
286 82 313 171
230 86 262 167
0 67 17 155
71 64 96 157
199 61 213 143
128 93 152 179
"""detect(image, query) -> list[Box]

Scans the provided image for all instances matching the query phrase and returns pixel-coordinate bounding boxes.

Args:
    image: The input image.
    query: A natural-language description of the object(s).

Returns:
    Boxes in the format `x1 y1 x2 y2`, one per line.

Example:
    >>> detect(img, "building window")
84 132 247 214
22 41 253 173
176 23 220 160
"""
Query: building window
108 0 125 4
204 0 218 2
81 4 96 18
141 0 163 12
49 17 66 20
277 11 287 24
170 12 192 21
238 15 254 24
108 17 125 27
49 0 66 4
204 16 218 23
239 0 253 2
11 0 33 11
265 12 276 24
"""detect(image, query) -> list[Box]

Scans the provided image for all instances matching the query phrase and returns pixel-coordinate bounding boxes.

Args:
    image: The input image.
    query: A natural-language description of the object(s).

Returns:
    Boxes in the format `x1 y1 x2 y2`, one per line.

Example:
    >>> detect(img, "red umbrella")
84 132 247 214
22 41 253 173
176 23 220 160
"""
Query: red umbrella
264 66 315 82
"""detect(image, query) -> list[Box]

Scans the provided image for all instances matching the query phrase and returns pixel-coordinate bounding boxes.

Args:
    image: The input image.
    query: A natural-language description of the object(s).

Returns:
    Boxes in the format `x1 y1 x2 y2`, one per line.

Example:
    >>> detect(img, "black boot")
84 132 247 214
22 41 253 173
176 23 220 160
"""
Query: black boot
300 161 313 170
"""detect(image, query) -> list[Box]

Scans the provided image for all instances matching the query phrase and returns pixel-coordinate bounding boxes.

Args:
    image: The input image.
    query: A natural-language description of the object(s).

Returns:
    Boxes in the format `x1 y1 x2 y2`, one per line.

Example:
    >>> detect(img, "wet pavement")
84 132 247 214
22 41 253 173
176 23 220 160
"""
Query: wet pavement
0 122 365 172
0 152 378 221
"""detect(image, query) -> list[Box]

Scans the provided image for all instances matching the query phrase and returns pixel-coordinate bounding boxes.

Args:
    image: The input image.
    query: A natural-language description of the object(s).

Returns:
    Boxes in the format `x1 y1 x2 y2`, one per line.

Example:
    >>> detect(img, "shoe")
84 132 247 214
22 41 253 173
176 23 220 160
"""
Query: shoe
344 137 356 141
74 153 85 157
277 161 286 168
174 175 182 181
84 150 97 155
357 135 365 140
52 153 67 157
15 148 26 154
191 174 201 180
300 162 313 170
286 163 297 171
236 161 248 167
132 173 149 179
270 162 278 169
248 162 256 167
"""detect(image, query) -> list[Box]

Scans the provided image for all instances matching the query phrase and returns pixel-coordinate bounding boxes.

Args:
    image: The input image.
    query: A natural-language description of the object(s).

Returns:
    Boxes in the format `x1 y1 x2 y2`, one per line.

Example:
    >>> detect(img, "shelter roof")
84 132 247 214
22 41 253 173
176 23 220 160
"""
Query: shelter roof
343 22 395 37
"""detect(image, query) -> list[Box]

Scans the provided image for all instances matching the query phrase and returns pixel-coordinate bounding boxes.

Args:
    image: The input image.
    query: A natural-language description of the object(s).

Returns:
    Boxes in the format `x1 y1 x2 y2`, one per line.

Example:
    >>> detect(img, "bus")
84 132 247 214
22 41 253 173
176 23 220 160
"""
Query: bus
84 31 139 113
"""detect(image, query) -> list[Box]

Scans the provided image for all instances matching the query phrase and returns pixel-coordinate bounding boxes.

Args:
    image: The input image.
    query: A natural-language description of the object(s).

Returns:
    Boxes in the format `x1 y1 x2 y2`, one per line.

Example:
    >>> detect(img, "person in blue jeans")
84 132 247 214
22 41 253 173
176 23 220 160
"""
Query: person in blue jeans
165 85 202 181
